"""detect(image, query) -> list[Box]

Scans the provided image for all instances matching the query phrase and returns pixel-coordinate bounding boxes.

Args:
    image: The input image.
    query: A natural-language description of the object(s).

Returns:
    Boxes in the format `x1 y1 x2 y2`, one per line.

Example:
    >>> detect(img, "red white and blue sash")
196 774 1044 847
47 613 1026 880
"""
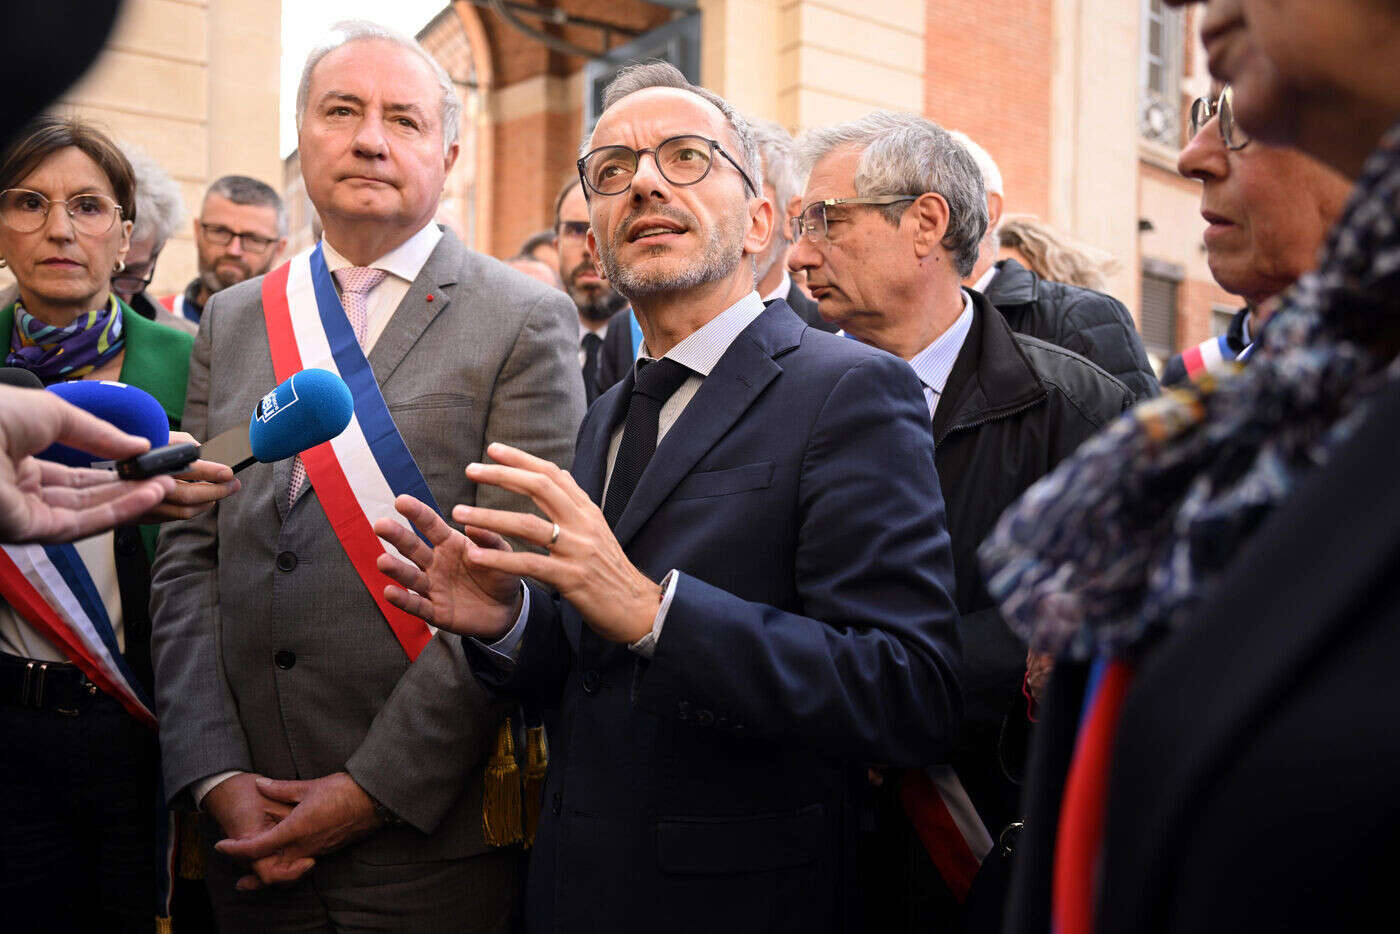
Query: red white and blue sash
261 245 441 661
900 764 995 902
1179 334 1234 382
0 542 175 922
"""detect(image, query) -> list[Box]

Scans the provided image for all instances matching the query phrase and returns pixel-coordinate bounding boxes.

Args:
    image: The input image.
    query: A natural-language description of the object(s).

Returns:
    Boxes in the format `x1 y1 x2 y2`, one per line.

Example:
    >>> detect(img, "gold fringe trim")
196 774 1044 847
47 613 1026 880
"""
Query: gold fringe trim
176 810 205 880
521 723 549 847
482 718 523 846
155 916 173 934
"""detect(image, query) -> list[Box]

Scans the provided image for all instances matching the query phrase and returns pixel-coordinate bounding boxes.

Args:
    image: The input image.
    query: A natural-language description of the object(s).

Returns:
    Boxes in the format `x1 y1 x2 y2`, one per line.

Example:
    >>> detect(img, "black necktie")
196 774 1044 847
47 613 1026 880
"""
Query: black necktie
602 358 692 528
581 331 603 401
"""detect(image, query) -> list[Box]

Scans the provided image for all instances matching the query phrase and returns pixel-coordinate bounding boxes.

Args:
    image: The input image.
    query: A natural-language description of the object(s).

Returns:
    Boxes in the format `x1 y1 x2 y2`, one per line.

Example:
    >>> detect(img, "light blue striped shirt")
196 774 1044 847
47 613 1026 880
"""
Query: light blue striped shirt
906 290 975 419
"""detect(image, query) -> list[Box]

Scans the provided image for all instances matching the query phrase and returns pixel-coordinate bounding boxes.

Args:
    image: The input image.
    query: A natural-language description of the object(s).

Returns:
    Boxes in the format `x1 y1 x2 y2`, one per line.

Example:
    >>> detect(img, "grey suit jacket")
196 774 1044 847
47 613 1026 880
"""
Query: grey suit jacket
150 228 586 865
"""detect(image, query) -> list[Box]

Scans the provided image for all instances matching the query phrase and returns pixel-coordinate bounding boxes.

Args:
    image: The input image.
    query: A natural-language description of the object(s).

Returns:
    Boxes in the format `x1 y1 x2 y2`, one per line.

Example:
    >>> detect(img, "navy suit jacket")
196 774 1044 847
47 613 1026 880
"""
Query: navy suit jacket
471 301 962 933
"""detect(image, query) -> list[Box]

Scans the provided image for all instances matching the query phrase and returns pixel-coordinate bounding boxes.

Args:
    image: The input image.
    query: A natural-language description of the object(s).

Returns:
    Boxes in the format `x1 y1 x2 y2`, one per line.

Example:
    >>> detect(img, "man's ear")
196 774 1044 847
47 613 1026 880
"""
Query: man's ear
910 192 951 260
742 193 775 257
986 191 1004 235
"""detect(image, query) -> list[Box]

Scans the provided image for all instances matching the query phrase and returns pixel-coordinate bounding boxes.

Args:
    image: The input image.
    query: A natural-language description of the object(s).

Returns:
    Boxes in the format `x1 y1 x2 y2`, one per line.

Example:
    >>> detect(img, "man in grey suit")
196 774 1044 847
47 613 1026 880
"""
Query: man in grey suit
149 20 584 932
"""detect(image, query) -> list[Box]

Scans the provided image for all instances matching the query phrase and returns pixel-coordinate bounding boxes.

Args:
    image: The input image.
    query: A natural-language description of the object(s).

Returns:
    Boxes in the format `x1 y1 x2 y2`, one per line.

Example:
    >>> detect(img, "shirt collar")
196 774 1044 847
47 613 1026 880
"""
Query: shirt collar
972 264 998 294
761 269 792 304
907 290 975 396
639 291 766 377
320 222 443 284
580 319 609 342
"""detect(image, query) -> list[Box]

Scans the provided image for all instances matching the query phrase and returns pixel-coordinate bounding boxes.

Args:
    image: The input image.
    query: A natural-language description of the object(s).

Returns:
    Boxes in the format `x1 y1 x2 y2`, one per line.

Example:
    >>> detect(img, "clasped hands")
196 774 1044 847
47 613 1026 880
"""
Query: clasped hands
206 771 384 891
372 442 663 645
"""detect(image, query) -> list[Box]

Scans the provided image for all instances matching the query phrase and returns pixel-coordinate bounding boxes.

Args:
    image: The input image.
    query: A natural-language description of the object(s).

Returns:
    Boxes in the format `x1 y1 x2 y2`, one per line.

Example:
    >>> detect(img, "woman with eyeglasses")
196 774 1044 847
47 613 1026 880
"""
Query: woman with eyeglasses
0 115 234 933
984 2 1400 933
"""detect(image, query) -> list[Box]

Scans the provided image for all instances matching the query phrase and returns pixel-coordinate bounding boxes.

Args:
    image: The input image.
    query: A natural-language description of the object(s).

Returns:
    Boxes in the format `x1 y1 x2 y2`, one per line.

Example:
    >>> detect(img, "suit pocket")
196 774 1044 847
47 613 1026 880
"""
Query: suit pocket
387 392 473 413
670 461 775 501
655 803 825 874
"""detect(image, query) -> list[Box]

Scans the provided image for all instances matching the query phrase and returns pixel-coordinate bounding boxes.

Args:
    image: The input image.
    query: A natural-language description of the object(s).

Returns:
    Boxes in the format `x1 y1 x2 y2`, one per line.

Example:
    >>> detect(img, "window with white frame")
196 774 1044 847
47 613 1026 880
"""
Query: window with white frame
1140 0 1185 147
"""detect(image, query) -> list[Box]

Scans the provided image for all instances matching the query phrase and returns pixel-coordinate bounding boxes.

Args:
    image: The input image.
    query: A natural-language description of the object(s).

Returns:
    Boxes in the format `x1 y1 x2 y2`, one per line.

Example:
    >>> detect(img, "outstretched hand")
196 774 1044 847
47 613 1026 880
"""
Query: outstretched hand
0 387 175 544
373 495 523 640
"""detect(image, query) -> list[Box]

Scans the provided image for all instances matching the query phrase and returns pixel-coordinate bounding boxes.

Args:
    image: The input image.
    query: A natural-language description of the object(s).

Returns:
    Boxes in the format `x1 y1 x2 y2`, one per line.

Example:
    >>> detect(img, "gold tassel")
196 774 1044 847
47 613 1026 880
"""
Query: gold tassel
176 810 205 880
521 723 550 847
482 718 523 846
155 916 173 934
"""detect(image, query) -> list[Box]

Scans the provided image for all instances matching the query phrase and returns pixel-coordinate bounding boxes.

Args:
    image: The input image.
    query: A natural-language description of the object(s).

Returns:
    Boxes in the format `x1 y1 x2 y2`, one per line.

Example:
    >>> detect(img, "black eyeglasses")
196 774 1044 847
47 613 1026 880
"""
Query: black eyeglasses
1189 85 1251 151
112 262 158 296
577 134 758 199
556 220 590 240
790 196 919 243
198 221 277 253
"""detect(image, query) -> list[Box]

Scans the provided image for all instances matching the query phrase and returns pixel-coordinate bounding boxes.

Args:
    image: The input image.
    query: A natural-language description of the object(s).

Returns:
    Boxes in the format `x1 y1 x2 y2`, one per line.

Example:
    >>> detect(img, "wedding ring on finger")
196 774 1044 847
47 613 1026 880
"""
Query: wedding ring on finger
548 522 561 549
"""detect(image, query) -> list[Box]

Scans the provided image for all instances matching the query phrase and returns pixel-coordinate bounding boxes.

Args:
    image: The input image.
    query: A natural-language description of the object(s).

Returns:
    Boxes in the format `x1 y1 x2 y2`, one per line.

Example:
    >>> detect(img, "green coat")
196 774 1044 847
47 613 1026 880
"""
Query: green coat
0 298 195 559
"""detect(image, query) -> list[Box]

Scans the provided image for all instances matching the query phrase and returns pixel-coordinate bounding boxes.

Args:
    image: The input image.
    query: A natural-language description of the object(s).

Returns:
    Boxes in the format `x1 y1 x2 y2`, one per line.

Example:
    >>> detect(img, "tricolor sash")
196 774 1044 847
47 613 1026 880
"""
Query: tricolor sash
261 245 440 661
0 541 174 923
1179 334 1235 382
900 764 995 902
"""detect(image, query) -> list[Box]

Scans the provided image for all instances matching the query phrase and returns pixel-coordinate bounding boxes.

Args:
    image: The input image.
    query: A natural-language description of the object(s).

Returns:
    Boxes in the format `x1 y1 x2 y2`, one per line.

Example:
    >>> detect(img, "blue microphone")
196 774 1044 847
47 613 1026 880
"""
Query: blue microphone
39 380 169 467
200 368 354 472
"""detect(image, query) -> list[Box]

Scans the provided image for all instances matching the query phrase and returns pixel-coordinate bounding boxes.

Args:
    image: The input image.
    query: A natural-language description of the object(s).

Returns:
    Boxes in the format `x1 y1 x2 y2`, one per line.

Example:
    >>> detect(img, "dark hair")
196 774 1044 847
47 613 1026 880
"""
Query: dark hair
0 115 137 229
552 177 582 229
519 228 558 258
205 175 287 235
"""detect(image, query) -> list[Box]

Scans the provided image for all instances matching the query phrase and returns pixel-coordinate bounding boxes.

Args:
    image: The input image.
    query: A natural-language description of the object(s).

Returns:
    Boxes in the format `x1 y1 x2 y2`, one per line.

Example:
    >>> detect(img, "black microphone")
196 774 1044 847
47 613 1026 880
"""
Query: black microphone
0 366 43 389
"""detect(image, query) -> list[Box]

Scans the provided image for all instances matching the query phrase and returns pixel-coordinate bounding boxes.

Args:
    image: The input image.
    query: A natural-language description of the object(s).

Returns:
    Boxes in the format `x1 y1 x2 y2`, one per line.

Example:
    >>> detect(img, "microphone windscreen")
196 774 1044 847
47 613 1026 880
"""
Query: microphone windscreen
41 380 169 467
0 367 43 389
248 368 354 463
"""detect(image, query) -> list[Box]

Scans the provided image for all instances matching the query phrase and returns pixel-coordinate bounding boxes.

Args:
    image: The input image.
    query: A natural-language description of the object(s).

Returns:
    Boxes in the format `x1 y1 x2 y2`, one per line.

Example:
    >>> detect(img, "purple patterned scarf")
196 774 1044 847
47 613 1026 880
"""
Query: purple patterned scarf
7 294 125 383
979 119 1400 663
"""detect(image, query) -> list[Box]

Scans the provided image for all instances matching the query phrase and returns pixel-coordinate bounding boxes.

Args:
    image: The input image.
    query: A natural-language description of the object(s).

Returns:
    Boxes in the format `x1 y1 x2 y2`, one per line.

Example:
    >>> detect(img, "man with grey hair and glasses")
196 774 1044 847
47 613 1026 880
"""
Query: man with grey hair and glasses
789 111 1133 934
161 174 287 325
750 118 836 332
150 19 582 931
952 130 1158 399
366 62 963 932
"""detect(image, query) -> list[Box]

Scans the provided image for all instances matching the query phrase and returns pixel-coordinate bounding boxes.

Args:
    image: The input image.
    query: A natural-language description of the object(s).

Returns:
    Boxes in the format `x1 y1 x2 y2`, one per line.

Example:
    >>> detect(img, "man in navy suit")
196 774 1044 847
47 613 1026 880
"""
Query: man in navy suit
373 62 962 933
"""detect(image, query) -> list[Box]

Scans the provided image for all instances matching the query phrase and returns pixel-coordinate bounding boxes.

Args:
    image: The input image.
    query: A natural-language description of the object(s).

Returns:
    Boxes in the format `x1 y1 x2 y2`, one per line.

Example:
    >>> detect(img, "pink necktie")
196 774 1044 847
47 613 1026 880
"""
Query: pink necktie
287 266 387 508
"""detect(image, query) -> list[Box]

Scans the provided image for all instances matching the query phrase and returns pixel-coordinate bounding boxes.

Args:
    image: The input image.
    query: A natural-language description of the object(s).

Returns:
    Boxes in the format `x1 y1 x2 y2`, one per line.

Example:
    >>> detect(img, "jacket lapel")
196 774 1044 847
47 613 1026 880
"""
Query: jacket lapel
576 375 633 506
610 303 803 550
1100 375 1400 922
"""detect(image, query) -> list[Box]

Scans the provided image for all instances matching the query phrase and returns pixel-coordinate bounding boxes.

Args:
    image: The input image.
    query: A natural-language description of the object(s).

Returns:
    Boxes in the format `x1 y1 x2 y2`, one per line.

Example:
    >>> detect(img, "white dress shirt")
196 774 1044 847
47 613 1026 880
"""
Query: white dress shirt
194 221 444 807
484 291 769 662
579 318 609 368
761 269 792 304
320 222 444 353
906 290 975 419
972 264 998 295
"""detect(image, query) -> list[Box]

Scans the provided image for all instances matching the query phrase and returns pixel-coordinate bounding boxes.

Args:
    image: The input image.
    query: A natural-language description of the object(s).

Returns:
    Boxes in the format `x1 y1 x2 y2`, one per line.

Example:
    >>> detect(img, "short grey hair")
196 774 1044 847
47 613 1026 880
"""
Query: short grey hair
205 175 288 237
121 144 183 246
949 130 1004 252
750 119 799 252
587 62 760 198
295 19 461 156
797 111 988 277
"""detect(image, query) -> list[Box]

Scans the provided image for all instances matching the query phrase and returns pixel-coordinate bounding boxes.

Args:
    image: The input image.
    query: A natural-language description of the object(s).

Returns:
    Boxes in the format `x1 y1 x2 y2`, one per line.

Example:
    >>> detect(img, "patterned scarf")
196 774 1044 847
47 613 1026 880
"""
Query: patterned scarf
7 294 125 383
979 120 1400 663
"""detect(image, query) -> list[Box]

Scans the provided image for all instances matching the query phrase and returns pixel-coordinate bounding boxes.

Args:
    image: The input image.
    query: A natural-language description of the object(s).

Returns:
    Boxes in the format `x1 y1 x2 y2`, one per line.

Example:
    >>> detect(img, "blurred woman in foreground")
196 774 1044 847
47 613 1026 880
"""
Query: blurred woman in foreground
981 1 1400 932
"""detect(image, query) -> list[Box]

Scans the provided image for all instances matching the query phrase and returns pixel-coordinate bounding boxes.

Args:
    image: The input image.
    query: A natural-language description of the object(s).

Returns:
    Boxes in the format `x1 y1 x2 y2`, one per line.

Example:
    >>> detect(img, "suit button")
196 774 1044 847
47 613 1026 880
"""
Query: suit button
696 709 714 726
581 669 601 695
551 792 562 815
276 551 297 572
274 650 296 670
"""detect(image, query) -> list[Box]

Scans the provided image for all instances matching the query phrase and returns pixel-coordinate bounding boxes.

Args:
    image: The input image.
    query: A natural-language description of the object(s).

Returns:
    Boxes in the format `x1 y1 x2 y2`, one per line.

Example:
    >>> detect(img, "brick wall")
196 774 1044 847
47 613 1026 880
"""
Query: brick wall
923 0 1053 220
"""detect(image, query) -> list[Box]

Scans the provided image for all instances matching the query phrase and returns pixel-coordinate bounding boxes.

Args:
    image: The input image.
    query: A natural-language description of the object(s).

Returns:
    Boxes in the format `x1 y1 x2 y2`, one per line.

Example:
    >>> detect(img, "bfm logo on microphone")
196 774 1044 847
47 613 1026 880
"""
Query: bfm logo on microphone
256 381 300 422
